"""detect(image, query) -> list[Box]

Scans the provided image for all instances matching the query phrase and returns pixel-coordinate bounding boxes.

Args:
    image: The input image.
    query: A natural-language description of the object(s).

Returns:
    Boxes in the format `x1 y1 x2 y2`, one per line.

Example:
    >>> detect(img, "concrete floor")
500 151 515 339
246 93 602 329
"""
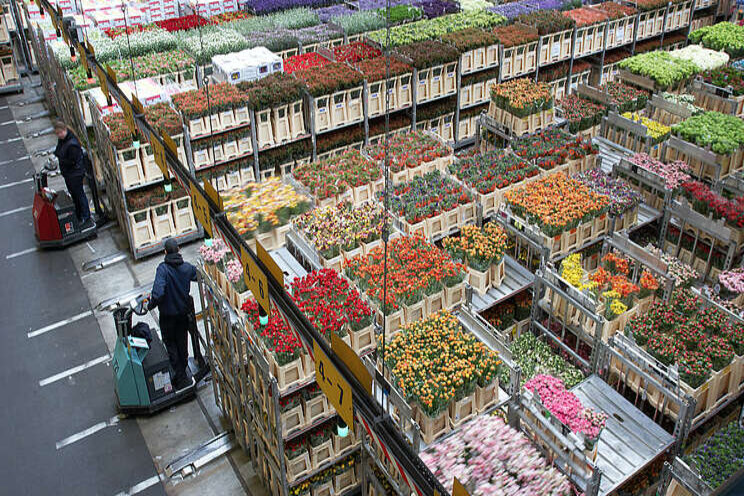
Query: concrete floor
0 73 268 495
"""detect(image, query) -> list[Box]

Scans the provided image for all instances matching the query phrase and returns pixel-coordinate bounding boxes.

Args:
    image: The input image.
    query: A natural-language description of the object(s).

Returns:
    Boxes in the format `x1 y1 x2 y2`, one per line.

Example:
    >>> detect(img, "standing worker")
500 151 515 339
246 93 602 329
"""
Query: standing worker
53 121 93 227
147 238 198 391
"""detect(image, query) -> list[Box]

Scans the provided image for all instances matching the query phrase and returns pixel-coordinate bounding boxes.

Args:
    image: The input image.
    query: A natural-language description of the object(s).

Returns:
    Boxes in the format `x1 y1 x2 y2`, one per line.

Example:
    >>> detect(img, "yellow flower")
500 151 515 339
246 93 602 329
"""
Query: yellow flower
610 299 627 315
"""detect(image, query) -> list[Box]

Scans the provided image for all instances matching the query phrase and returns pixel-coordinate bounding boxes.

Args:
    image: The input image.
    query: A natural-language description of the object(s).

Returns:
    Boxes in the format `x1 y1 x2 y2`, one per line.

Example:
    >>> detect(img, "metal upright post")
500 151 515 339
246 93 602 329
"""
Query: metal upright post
454 62 462 144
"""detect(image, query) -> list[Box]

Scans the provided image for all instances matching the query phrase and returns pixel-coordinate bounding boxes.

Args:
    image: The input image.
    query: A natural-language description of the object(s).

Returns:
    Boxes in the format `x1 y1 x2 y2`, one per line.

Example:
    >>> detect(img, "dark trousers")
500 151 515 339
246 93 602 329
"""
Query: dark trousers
160 313 190 385
63 174 91 222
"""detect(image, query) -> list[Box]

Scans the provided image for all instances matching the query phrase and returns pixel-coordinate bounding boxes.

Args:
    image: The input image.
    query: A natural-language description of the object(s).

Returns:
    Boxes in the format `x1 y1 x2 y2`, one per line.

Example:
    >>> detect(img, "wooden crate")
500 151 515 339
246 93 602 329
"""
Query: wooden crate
334 466 358 494
605 15 635 49
468 267 490 295
690 79 744 118
444 282 465 309
128 208 156 249
281 403 306 437
310 439 335 469
574 22 606 58
636 7 666 40
270 354 306 392
285 451 311 482
349 325 374 355
538 29 573 66
475 380 499 412
449 393 476 428
416 408 451 444
501 40 539 80
459 43 499 75
665 0 692 31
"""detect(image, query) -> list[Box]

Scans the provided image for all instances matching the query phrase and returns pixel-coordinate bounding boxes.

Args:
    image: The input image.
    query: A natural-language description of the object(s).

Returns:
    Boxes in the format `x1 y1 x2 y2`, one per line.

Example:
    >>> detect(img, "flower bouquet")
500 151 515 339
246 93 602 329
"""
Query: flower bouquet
557 94 606 134
646 245 699 287
690 22 744 58
510 127 598 173
448 150 537 217
365 130 452 183
395 40 460 102
627 152 691 190
719 268 744 306
518 10 576 64
620 111 672 145
382 170 475 240
680 180 744 230
574 169 641 225
504 172 610 254
291 269 375 353
385 310 501 437
242 300 307 390
684 422 744 489
420 414 572 495
618 51 699 91
222 177 310 248
525 374 607 447
355 56 414 116
669 45 729 72
294 62 364 131
344 236 466 329
508 330 585 387
283 52 330 74
443 223 508 293
625 292 744 409
293 150 381 206
489 78 554 135
673 111 744 158
293 202 387 269
441 27 500 73
172 83 250 137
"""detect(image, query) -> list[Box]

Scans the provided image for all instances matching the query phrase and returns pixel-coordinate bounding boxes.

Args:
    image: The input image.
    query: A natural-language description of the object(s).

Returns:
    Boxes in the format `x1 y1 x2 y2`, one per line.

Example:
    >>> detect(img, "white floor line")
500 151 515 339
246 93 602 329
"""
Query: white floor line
27 310 93 338
0 155 30 166
39 354 111 387
6 247 38 259
0 136 21 144
56 414 124 450
114 474 163 496
0 205 30 217
0 105 8 110
0 177 32 189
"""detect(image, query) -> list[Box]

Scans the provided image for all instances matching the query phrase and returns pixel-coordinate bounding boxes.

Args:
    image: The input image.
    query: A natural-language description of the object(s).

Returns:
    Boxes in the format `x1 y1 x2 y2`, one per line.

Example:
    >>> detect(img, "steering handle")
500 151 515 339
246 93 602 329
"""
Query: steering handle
129 295 150 316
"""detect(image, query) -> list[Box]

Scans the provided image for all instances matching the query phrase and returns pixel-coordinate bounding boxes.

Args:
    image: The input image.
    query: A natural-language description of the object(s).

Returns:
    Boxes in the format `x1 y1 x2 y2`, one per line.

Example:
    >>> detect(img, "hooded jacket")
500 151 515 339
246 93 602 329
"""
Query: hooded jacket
54 132 85 178
148 253 198 317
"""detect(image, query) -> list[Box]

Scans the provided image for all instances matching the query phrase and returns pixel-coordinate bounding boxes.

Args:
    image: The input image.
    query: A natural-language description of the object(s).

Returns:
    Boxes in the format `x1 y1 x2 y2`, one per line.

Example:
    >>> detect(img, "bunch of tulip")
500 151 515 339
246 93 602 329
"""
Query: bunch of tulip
294 202 386 259
443 223 508 272
385 310 501 417
421 414 571 495
504 172 610 237
490 78 553 118
366 131 451 173
222 178 310 238
344 235 465 313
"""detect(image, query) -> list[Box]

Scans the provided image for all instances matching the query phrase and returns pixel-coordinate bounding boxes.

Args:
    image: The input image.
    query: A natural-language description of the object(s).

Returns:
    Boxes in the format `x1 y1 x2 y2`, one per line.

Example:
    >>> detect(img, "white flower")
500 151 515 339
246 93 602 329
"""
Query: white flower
669 44 729 72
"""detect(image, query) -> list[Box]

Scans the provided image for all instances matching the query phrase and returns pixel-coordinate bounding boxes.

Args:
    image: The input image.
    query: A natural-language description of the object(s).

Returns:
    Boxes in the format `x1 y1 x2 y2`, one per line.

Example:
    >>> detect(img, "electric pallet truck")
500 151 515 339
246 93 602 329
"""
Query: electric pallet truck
32 155 105 249
112 295 210 415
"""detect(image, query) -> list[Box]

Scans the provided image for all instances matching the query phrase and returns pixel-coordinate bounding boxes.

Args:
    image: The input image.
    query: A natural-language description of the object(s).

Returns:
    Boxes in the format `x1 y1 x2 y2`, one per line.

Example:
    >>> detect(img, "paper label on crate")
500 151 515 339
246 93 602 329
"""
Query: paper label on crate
646 19 653 31
153 371 172 392
586 33 593 45
448 72 455 78
371 92 379 99
551 43 560 58
419 80 426 85
617 26 624 39
402 84 409 89
335 103 343 109
433 76 440 81
318 107 325 113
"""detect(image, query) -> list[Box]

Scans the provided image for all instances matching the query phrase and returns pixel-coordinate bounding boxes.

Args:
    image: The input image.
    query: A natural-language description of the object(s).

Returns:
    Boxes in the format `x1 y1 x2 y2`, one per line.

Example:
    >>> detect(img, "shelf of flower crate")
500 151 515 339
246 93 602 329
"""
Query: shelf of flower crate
468 255 535 313
572 375 677 494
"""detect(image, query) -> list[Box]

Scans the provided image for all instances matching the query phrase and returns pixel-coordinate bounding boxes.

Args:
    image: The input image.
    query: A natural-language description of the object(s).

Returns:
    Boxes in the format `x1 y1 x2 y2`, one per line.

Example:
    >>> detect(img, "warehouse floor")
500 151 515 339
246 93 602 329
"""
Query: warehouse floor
0 75 268 495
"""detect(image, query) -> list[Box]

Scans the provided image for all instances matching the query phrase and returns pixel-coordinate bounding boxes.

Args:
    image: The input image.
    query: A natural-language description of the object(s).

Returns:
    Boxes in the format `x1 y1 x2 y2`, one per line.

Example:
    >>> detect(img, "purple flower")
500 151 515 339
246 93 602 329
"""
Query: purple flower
247 0 337 15
315 3 354 20
489 1 538 19
411 0 459 18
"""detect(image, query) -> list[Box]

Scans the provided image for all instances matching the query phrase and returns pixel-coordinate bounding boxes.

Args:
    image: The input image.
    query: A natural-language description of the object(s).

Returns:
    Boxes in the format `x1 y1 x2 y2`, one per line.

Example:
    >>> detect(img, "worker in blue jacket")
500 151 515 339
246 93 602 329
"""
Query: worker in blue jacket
147 238 197 390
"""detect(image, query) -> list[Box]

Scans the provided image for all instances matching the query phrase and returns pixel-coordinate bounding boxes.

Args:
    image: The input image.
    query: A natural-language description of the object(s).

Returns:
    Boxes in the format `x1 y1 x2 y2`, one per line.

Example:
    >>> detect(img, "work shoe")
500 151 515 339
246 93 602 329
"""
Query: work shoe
80 217 96 230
